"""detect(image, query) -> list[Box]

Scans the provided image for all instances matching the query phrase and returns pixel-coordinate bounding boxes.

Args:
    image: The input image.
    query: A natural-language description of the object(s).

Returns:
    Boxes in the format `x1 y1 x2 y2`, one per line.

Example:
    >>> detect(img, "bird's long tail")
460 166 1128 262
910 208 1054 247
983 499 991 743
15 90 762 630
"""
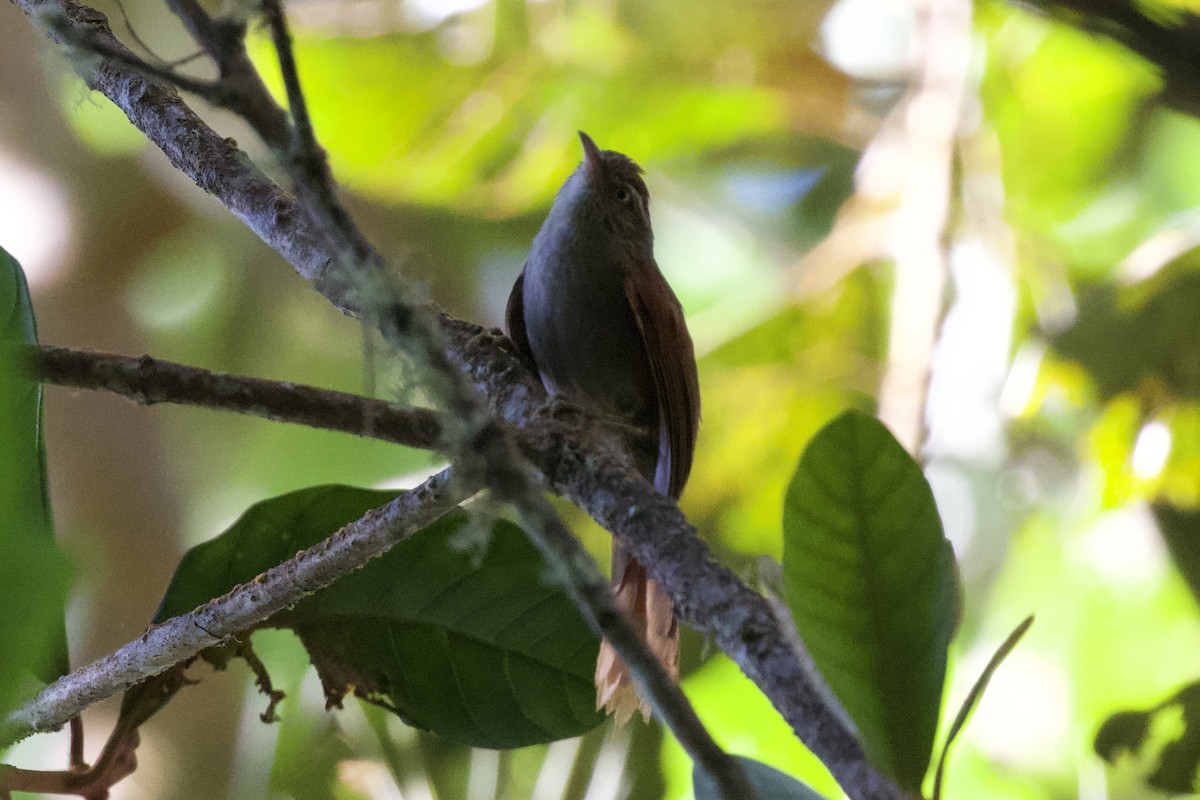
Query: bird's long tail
594 543 679 725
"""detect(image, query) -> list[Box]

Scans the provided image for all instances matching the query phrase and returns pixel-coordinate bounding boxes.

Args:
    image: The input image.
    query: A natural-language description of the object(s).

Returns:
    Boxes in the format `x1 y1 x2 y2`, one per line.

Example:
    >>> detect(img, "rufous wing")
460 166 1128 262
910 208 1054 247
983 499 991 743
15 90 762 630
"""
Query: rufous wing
594 266 698 723
623 266 700 499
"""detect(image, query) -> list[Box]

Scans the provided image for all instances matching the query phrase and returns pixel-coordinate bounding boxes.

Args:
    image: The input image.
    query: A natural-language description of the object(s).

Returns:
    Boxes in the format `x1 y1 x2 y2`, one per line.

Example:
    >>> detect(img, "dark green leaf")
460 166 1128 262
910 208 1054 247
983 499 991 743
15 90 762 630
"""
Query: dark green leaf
1051 263 1200 400
1152 503 1200 608
1095 681 1200 794
152 485 403 622
153 485 602 749
0 246 70 722
932 616 1034 800
693 757 826 800
782 410 956 791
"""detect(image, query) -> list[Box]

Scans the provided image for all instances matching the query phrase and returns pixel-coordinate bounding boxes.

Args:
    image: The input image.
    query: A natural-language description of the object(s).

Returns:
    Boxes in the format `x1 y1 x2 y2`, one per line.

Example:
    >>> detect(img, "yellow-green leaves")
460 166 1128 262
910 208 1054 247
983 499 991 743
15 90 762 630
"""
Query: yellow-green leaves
782 411 956 792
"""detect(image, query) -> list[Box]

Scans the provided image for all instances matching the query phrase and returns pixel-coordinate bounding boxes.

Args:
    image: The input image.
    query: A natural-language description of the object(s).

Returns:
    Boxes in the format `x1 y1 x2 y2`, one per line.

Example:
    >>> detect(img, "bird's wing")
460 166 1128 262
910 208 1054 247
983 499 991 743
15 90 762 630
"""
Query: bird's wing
624 268 700 499
504 267 539 374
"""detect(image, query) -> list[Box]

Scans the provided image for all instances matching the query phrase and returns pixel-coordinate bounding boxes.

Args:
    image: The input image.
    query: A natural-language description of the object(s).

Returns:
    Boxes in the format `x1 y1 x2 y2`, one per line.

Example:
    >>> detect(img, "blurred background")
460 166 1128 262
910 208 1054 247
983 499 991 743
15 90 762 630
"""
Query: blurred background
3 0 1200 797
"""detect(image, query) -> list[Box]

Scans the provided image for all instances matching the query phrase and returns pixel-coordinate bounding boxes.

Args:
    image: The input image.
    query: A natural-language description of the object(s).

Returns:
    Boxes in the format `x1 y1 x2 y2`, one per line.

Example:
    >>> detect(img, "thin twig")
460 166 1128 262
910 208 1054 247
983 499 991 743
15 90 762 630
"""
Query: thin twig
40 9 228 101
164 0 293 149
111 0 184 71
29 345 443 451
259 0 332 198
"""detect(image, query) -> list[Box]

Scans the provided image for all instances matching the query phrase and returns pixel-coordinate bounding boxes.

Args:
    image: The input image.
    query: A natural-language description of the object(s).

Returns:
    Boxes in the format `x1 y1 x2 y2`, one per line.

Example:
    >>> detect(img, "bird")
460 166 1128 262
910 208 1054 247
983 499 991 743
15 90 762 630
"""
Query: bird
505 131 700 723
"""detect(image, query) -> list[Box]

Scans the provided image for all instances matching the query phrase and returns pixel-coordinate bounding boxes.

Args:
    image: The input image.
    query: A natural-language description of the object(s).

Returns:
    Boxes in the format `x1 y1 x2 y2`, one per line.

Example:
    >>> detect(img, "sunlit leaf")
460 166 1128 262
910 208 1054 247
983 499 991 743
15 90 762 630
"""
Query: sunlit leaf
979 3 1162 272
0 246 70 723
247 1 807 216
152 485 602 749
693 756 826 800
782 411 956 791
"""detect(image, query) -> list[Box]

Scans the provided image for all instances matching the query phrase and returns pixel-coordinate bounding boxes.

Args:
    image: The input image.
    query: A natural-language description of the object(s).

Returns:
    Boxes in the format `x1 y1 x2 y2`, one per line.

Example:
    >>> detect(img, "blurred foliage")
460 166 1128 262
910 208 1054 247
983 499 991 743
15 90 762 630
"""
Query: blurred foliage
1052 261 1200 401
246 0 839 216
1095 681 1200 794
1156 502 1200 605
7 0 1200 794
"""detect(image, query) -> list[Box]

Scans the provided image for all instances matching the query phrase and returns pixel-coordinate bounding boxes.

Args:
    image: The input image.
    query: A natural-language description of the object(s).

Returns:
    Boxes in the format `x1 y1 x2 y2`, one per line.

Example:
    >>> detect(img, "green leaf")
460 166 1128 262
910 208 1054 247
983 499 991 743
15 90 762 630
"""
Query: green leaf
153 485 602 749
693 757 826 800
1051 263 1200 400
1095 681 1200 794
782 410 956 791
931 616 1034 800
152 485 402 622
1152 503 1200 607
0 246 71 722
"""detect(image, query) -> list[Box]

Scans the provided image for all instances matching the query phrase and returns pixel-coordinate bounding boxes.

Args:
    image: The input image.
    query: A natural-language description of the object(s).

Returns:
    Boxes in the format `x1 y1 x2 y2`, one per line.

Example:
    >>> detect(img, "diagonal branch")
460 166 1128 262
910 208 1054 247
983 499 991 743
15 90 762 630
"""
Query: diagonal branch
231 5 753 796
28 345 444 450
23 0 755 795
0 468 463 747
8 1 904 798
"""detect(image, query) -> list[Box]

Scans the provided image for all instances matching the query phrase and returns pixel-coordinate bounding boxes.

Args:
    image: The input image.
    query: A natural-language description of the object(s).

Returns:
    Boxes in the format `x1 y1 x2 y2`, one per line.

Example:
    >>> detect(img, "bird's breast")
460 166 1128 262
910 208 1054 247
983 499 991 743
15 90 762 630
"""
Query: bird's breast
523 236 654 422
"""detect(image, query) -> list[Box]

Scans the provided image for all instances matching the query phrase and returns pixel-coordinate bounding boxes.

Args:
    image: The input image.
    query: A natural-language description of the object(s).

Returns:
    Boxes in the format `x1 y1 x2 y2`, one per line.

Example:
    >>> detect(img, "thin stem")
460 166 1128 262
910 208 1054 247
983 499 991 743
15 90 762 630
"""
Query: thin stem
41 12 228 101
260 0 322 174
561 726 605 800
67 717 83 770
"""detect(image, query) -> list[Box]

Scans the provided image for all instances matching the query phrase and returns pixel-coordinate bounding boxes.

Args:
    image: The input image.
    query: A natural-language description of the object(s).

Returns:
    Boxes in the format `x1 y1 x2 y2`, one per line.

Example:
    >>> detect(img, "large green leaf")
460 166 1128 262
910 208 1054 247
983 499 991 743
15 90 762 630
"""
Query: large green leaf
0 247 70 722
694 756 826 800
782 411 956 792
153 485 602 749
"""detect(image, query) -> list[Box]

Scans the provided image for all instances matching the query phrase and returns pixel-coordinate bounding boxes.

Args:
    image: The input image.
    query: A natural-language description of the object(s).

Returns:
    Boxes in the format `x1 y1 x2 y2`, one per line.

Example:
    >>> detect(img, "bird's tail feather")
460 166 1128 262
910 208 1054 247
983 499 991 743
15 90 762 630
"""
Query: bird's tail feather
595 544 678 725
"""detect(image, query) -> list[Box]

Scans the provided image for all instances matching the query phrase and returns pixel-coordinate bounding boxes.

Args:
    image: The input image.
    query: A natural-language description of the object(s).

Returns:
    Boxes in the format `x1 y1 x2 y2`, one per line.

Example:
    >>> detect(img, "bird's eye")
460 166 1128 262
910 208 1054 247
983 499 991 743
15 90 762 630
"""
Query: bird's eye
615 187 631 202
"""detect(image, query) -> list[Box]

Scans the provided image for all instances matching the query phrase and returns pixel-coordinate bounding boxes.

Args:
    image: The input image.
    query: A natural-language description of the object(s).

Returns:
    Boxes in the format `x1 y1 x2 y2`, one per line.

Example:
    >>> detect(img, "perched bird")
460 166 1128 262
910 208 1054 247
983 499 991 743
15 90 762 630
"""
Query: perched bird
505 132 700 723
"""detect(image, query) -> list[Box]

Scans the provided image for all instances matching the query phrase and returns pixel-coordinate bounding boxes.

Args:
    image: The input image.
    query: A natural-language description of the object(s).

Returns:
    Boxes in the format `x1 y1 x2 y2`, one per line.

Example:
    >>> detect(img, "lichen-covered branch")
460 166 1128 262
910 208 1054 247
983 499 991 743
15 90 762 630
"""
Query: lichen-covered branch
7 0 905 796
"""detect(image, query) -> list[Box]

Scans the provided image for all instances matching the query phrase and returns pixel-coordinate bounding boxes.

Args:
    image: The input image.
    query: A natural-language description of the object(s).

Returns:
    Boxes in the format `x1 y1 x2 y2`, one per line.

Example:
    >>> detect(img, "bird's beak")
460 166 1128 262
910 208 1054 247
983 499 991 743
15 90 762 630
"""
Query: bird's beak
579 131 602 180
